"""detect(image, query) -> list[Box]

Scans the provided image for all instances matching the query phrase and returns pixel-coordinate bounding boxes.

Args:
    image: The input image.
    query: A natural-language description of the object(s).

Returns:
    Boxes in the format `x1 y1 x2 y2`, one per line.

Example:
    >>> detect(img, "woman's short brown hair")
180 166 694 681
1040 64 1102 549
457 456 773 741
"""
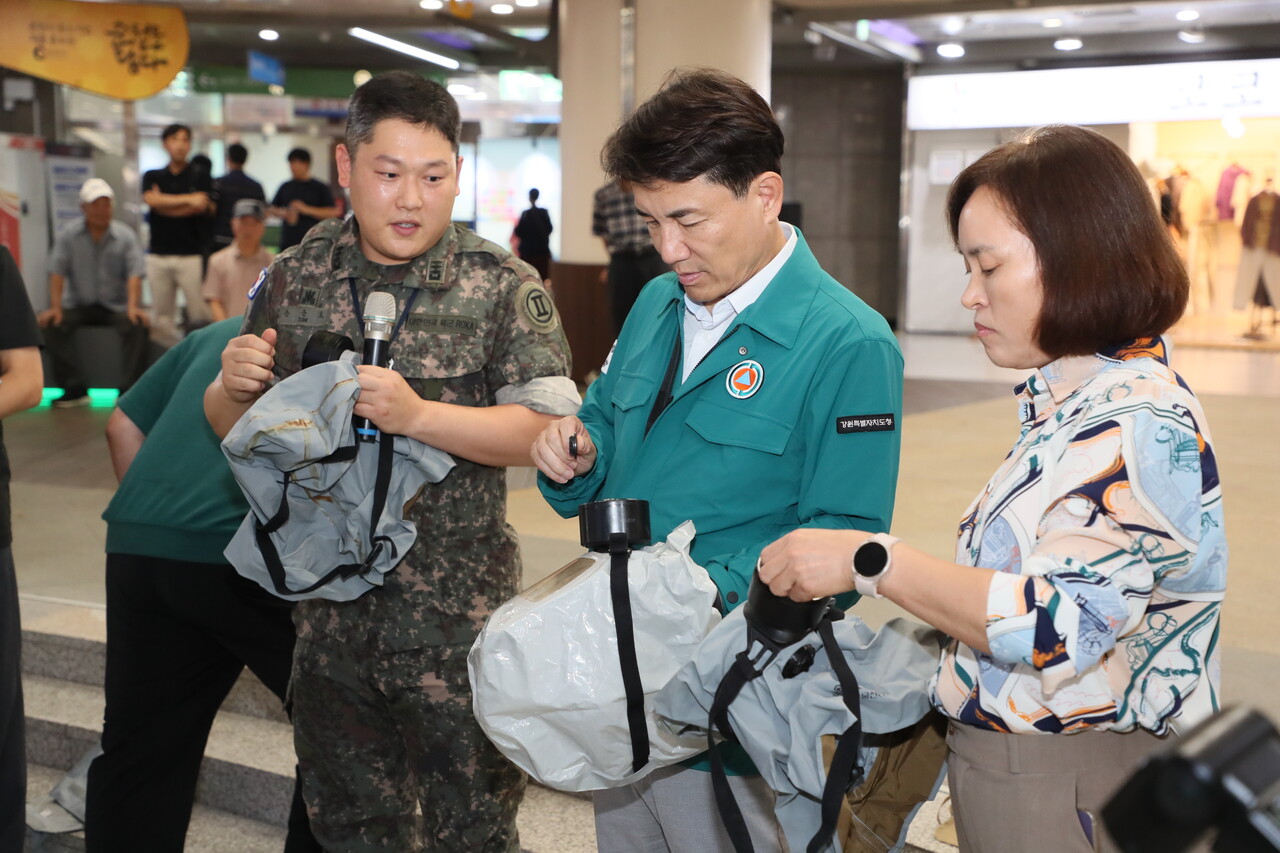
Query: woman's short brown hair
946 125 1187 358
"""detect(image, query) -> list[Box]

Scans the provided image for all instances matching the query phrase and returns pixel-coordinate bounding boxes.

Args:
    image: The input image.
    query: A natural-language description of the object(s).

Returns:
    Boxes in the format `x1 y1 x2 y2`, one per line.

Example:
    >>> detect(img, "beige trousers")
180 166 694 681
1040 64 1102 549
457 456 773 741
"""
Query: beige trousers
946 721 1166 853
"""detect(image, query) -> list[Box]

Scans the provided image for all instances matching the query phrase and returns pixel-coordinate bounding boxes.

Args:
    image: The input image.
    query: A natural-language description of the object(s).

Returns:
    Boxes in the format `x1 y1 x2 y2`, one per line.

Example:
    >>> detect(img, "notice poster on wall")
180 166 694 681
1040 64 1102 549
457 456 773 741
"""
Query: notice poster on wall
928 149 965 185
46 154 93 238
0 190 21 269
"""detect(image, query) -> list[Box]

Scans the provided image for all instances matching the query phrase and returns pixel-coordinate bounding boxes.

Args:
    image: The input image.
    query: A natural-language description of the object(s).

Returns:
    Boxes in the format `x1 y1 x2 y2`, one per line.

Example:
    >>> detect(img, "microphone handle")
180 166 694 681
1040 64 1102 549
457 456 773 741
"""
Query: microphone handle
354 336 392 442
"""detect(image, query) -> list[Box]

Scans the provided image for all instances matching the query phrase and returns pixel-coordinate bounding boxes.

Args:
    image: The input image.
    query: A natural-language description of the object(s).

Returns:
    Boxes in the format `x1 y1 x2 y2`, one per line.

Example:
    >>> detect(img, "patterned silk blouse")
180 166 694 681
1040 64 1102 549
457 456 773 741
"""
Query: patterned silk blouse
933 338 1226 736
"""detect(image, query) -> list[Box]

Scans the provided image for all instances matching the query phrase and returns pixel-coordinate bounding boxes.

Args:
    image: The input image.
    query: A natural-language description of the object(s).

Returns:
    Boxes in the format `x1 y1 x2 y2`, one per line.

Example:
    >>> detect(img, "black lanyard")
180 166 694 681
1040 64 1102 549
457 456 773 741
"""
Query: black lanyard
644 331 682 437
346 278 419 350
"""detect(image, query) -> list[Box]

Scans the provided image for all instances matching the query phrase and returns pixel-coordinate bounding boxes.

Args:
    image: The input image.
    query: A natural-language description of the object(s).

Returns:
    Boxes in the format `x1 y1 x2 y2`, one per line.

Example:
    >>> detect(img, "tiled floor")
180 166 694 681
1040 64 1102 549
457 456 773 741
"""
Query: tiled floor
11 330 1278 852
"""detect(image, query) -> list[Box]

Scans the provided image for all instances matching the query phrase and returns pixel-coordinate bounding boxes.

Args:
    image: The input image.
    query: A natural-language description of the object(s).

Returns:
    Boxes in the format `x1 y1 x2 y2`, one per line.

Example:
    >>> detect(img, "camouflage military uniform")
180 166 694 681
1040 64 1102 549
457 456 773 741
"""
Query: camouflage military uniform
242 217 572 852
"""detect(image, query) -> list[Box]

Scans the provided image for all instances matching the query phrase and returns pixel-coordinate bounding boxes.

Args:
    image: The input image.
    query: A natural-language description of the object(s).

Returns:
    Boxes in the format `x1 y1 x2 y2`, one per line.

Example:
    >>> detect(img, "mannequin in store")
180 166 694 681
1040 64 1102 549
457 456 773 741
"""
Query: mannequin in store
1232 177 1280 333
1178 169 1214 314
1216 161 1250 222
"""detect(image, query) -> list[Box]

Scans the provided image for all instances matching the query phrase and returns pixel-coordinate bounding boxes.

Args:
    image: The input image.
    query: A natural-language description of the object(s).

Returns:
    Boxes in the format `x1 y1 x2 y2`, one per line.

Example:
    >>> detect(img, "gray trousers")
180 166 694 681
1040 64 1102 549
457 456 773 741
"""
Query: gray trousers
946 721 1166 853
593 764 788 853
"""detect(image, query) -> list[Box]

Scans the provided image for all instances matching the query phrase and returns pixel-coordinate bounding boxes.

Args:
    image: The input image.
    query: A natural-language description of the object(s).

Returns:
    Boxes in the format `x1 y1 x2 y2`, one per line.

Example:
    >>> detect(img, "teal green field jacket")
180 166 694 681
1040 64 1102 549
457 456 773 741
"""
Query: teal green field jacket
538 229 904 772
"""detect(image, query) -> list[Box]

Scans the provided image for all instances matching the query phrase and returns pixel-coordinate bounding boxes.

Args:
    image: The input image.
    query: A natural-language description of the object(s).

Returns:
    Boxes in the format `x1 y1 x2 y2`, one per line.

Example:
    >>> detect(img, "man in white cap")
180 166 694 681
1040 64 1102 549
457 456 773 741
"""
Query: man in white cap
38 178 149 408
201 198 273 321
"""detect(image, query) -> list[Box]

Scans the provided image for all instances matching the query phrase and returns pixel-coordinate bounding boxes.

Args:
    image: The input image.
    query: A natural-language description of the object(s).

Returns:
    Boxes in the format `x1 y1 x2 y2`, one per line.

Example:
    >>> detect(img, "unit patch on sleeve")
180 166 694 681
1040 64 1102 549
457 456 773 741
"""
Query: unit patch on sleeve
516 280 558 333
836 413 896 434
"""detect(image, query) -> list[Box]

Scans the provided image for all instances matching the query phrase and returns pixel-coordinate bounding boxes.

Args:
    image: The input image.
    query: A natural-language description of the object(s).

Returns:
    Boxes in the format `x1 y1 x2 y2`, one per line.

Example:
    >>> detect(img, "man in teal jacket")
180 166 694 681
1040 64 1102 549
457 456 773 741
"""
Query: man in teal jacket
532 68 903 853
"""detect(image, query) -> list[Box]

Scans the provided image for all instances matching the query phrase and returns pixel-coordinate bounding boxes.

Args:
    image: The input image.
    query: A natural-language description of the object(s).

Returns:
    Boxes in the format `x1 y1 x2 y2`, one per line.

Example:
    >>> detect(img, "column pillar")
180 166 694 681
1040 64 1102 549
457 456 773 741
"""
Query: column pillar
553 0 772 382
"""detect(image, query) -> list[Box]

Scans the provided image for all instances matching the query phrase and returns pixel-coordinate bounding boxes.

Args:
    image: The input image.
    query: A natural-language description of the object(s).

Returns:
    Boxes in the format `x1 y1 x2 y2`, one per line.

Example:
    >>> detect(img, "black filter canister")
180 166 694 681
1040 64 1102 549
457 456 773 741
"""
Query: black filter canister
578 499 651 552
744 570 831 648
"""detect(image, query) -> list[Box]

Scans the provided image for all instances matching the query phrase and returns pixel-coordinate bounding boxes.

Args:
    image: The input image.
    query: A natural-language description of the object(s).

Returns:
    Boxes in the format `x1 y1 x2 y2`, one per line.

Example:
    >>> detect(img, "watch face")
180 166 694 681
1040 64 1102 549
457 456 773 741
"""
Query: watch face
854 541 889 577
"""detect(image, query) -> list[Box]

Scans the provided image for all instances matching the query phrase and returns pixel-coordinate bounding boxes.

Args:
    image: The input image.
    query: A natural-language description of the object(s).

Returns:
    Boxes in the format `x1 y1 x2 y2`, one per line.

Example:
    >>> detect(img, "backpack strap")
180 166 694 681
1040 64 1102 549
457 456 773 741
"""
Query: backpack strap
707 627 782 853
608 530 649 774
807 614 865 853
252 430 398 597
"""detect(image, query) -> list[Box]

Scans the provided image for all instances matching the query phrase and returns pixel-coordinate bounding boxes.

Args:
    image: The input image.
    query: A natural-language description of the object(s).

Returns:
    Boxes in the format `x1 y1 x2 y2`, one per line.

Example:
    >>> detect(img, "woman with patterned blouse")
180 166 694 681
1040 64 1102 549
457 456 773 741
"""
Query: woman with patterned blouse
758 124 1226 853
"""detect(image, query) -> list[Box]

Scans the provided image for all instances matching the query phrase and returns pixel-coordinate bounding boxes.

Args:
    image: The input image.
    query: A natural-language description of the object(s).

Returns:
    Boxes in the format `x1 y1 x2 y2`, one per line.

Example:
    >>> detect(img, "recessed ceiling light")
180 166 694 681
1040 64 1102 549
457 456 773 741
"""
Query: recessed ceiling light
936 42 966 59
1177 25 1206 43
492 3 515 13
1042 18 1064 29
940 16 964 36
1054 37 1083 51
1176 9 1200 22
419 0 443 8
258 29 279 41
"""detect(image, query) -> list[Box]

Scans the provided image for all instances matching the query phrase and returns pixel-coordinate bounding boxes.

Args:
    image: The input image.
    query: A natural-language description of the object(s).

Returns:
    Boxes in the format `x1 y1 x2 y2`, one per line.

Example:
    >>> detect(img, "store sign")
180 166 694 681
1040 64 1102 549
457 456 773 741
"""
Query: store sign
908 57 1280 130
224 94 294 126
0 0 188 100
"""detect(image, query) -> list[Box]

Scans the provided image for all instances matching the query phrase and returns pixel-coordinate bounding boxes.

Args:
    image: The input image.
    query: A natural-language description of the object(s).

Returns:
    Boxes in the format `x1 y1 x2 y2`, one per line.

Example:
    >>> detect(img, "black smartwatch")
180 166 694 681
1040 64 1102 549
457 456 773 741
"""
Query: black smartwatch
851 533 900 599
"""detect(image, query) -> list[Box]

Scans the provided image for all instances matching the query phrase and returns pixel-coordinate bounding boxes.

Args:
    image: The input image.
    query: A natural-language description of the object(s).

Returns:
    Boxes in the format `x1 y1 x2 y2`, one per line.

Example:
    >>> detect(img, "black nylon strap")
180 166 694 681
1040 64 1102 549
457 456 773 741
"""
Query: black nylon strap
252 429 398 597
708 649 767 853
807 617 865 853
707 627 785 853
608 531 649 774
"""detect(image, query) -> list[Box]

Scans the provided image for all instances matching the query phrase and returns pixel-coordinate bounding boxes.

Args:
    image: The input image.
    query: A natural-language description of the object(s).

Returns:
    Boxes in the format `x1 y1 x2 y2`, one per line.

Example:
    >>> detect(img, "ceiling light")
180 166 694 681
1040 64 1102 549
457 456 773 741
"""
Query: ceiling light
258 29 279 41
936 42 965 59
353 70 372 86
1176 9 1200 22
1177 25 1206 43
419 0 443 8
1042 18 1064 29
492 3 515 13
347 27 461 70
1054 37 1083 51
940 16 964 36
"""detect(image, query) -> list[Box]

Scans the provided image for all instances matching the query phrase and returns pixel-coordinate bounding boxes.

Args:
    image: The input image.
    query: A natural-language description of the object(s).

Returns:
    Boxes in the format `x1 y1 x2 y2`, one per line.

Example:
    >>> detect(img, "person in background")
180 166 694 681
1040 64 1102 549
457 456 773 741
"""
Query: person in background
531 67 903 853
512 187 553 281
592 178 668 334
143 124 214 346
0 245 44 853
205 71 577 852
758 124 1226 853
269 148 340 252
202 199 273 322
210 142 266 254
83 317 319 853
39 178 149 408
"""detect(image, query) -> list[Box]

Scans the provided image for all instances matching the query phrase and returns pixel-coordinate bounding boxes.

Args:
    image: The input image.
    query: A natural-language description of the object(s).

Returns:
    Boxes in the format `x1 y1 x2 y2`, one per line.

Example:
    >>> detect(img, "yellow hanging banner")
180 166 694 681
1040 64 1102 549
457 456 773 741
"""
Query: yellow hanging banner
0 0 188 101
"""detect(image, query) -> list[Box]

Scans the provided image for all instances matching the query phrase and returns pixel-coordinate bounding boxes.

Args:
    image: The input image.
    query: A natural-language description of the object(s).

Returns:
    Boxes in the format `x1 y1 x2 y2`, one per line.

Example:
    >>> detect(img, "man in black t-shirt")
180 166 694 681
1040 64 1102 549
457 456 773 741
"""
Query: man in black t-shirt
142 123 214 345
210 143 266 253
0 245 43 852
269 148 339 251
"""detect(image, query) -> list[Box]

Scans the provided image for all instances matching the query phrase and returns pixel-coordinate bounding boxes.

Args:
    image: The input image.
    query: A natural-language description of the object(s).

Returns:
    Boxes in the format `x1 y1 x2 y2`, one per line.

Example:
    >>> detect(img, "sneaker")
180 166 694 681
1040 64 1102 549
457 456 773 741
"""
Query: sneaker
52 393 90 409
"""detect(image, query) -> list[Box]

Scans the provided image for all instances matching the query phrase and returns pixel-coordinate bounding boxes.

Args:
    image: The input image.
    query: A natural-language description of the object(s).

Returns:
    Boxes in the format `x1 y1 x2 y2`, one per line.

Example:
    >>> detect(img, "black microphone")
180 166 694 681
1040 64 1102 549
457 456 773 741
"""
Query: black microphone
354 291 397 442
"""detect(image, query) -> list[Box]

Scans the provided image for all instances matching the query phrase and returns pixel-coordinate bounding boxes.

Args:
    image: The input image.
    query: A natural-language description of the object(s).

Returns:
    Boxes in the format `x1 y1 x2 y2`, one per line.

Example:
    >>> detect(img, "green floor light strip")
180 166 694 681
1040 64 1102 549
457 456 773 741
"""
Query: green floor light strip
39 388 120 408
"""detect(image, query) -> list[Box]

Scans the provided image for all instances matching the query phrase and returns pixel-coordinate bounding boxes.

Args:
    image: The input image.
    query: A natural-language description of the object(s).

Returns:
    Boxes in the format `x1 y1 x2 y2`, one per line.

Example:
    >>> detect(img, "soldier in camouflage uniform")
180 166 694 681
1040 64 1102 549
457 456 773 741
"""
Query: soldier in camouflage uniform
205 71 578 852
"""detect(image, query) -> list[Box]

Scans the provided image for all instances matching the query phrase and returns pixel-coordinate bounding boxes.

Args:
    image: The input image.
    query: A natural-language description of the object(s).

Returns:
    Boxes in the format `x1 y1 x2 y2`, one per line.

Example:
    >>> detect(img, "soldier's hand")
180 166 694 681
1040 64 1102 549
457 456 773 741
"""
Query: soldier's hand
36 307 62 328
354 365 421 437
219 329 276 404
531 416 596 484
